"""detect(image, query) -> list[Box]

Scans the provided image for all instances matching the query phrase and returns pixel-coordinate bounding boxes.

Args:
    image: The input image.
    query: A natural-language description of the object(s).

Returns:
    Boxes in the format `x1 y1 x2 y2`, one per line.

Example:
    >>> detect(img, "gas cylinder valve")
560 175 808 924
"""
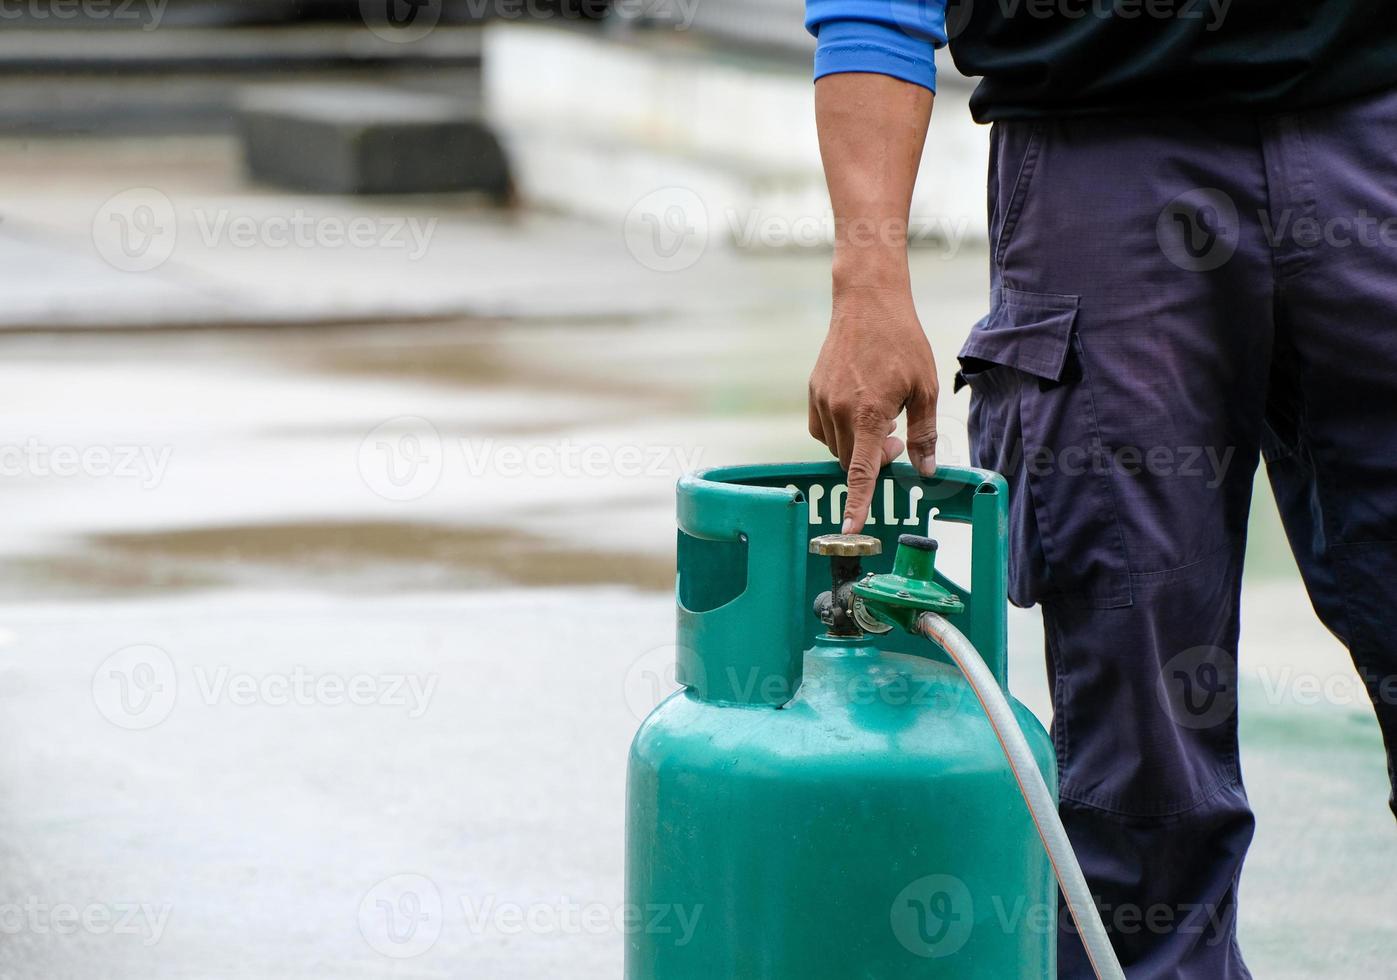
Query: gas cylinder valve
810 533 892 636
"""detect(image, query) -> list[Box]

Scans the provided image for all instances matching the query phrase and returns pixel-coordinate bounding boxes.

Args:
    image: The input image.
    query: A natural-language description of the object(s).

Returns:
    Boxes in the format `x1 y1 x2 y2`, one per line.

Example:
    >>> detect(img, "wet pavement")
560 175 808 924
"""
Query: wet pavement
0 136 1393 978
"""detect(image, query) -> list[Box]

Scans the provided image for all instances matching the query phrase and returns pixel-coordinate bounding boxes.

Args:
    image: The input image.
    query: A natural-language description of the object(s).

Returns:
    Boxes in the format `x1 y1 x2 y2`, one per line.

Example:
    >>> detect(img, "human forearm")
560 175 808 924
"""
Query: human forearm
816 72 933 290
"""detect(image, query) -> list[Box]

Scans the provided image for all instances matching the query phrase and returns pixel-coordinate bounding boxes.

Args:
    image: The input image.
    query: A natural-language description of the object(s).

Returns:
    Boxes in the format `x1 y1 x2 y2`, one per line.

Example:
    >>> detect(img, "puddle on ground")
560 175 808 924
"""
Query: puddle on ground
17 522 676 598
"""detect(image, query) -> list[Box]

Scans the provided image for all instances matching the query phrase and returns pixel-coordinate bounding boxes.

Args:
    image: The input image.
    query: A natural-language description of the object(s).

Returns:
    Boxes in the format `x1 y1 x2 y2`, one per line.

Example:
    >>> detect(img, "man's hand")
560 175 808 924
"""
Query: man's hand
809 284 939 533
809 72 938 532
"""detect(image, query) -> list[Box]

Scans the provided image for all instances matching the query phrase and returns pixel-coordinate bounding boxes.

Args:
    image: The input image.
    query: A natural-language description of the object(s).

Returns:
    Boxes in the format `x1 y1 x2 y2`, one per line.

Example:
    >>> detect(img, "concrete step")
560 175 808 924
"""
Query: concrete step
0 25 481 73
238 84 508 196
0 0 485 29
1 70 482 136
0 26 482 136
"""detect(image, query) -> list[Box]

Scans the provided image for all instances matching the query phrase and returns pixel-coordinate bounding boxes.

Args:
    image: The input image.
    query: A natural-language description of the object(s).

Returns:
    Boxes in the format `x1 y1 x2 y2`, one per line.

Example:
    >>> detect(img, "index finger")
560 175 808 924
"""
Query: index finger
841 424 886 533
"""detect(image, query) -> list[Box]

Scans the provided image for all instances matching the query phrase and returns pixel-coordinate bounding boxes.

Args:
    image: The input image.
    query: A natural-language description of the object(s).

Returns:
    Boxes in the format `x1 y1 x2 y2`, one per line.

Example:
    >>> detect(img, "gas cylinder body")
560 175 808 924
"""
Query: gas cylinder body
624 463 1057 978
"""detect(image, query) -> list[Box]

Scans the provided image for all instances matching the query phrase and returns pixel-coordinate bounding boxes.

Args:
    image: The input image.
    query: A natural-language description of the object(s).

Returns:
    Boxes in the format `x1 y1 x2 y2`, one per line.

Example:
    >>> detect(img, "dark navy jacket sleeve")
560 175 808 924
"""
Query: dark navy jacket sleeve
805 0 947 93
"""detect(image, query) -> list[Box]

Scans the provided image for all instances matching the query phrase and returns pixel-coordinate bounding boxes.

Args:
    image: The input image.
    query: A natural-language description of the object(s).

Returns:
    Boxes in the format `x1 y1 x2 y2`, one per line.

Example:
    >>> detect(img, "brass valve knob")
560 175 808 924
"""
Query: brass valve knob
809 533 882 557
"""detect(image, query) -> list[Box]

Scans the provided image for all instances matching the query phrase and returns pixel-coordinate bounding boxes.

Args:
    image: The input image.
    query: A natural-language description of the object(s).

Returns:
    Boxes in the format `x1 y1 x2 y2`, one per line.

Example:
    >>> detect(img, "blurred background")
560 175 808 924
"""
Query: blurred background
0 2 1392 977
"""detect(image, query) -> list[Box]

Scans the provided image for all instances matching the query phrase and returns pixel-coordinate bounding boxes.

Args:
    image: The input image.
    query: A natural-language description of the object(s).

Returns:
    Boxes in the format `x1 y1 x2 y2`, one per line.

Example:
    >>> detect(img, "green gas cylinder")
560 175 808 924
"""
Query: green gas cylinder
625 462 1057 978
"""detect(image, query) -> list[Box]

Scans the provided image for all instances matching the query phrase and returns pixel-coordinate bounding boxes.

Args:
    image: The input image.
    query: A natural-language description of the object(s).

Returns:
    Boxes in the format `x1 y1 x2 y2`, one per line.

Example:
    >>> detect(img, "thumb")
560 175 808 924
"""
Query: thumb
841 423 886 533
905 382 939 476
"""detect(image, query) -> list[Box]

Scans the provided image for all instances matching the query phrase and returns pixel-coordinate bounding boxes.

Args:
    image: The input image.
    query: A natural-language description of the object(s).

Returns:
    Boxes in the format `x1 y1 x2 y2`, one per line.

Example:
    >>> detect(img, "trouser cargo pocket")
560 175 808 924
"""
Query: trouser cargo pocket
956 287 1133 609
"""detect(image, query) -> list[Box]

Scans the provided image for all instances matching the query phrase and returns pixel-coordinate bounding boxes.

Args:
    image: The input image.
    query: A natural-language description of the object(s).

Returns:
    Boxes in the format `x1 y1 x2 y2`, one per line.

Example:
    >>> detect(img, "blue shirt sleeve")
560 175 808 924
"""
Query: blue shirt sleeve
806 0 948 93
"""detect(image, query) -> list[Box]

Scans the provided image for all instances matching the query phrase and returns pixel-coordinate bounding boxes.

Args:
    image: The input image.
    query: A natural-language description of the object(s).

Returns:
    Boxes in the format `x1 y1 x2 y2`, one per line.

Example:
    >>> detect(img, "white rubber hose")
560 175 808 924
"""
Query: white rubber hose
917 611 1126 980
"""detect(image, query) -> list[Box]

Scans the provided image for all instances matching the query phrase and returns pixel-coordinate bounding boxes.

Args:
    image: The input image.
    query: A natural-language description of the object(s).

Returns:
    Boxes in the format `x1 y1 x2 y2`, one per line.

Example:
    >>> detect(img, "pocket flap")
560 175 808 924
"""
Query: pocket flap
956 287 1080 385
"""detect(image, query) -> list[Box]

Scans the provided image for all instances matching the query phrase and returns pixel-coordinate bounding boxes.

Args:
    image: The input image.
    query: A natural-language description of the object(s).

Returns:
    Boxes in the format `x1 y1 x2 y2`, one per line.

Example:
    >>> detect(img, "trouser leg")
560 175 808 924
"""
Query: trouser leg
1044 581 1256 980
1259 87 1397 818
960 113 1275 977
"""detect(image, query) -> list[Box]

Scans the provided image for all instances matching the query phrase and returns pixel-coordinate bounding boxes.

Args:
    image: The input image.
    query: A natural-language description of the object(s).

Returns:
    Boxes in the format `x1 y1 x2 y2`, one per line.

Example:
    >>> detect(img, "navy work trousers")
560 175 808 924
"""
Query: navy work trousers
958 87 1397 978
